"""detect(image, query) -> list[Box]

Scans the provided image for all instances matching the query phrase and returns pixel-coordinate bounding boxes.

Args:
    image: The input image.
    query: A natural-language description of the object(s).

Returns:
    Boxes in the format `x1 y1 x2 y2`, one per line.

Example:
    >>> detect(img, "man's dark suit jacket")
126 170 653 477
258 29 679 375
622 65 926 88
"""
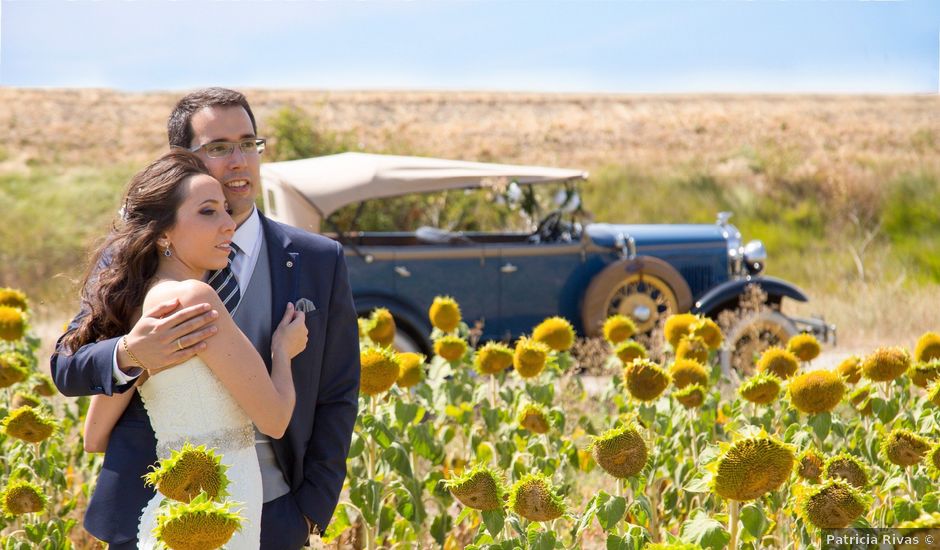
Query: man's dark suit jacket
51 215 361 545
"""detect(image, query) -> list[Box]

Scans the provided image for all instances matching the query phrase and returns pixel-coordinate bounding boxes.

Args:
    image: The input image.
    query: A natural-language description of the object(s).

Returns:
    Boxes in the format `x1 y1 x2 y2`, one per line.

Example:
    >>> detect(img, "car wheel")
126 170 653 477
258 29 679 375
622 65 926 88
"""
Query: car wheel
720 310 798 380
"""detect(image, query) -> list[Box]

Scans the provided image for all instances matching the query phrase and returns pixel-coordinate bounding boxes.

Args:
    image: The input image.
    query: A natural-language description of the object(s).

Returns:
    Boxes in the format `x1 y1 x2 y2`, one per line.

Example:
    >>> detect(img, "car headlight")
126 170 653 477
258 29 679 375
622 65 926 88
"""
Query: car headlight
743 240 766 275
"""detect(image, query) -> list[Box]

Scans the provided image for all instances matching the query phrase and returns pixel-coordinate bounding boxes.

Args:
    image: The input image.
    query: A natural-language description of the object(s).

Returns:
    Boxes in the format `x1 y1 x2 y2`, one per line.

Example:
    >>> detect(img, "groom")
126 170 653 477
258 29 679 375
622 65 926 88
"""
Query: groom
51 88 361 549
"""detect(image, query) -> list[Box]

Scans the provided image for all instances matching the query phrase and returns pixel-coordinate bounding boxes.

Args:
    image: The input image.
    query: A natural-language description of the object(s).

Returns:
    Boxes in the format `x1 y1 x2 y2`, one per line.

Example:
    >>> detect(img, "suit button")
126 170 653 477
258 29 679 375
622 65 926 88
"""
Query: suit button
286 261 294 268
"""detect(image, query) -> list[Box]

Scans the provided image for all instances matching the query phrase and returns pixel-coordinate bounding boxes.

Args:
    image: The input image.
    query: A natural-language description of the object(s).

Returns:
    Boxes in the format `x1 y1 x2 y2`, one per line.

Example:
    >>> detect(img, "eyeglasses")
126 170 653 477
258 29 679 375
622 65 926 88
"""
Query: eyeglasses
189 138 266 159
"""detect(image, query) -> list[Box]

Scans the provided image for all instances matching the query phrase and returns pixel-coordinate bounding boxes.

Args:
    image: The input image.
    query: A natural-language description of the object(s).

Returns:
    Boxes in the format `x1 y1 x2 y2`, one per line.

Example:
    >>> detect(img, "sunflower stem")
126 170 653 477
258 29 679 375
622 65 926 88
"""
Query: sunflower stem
906 468 916 499
490 375 498 408
729 500 740 550
687 409 699 459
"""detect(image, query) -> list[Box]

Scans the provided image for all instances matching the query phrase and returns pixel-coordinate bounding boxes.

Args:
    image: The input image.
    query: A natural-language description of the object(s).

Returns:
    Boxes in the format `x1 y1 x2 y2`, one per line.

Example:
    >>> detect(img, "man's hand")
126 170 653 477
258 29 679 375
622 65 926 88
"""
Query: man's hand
116 299 219 375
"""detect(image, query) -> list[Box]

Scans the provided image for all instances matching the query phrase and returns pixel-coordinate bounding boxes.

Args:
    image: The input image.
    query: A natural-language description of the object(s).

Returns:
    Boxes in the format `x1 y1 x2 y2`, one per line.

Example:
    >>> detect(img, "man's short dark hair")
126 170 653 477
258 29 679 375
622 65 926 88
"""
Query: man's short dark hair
167 88 257 149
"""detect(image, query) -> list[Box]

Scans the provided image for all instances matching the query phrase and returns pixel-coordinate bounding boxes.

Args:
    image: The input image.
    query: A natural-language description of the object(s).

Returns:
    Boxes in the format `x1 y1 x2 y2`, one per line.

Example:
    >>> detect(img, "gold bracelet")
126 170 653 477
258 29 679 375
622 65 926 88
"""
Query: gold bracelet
121 336 148 371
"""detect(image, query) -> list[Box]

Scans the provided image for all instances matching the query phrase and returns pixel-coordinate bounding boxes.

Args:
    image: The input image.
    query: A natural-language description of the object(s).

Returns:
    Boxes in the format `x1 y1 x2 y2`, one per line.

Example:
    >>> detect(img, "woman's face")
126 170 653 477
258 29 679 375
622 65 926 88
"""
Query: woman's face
162 174 236 273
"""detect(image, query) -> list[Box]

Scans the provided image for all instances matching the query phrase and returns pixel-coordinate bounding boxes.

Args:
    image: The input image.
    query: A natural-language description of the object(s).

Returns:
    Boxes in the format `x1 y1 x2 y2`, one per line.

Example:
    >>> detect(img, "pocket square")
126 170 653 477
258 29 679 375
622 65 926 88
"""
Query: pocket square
295 298 317 313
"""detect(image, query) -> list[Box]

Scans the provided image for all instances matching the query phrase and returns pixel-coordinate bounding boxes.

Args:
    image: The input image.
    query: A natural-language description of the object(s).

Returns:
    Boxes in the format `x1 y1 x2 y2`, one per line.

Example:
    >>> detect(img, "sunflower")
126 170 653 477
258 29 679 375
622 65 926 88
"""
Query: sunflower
0 306 26 342
690 317 723 350
756 347 800 379
623 359 670 402
915 331 940 362
508 473 565 522
738 372 782 405
669 358 708 389
711 434 795 501
674 384 707 408
0 288 28 311
532 316 575 352
614 340 648 364
664 313 698 348
474 342 514 375
603 315 636 345
395 352 426 388
909 360 940 389
443 464 506 511
787 370 846 415
153 493 243 550
359 346 401 396
366 308 396 347
675 336 708 364
882 429 931 468
787 333 821 362
428 296 462 333
799 479 869 529
513 337 550 379
836 355 862 384
823 453 869 489
434 335 468 362
796 448 825 482
2 406 56 443
517 403 551 434
589 424 648 479
861 346 910 382
1 480 46 515
144 443 230 503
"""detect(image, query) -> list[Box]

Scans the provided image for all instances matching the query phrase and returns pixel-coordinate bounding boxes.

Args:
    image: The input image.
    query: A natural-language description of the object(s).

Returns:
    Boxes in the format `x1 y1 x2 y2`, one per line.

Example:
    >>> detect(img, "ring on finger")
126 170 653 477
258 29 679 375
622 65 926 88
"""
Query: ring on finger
176 338 184 351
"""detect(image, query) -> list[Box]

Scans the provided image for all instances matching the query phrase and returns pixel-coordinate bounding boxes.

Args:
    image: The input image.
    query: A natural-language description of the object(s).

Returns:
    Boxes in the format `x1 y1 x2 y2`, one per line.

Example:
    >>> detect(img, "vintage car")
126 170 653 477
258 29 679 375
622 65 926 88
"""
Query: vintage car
261 152 834 370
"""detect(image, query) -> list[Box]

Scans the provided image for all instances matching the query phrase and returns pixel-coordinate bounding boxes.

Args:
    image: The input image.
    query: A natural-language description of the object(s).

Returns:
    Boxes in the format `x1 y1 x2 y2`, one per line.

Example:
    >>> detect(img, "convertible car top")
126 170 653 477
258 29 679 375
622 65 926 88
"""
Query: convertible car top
260 152 588 232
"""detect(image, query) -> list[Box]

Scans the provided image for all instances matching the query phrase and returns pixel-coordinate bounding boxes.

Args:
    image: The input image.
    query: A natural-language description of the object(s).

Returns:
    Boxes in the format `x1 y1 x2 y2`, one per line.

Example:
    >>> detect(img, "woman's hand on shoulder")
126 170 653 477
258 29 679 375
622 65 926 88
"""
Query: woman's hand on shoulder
272 303 308 360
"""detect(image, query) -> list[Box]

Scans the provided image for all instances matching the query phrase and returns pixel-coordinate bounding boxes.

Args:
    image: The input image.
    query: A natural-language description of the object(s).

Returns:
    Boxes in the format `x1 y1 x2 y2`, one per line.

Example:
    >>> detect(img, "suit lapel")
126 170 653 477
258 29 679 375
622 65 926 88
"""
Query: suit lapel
260 214 297 352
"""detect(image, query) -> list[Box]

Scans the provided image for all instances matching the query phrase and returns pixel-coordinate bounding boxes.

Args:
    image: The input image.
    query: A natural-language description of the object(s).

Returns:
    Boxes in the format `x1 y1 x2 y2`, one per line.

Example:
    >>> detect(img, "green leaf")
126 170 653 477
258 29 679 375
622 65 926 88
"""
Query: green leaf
481 508 506 538
349 479 382 525
808 411 831 441
872 397 899 425
526 382 555 406
527 525 557 550
382 443 414 478
606 533 631 550
922 491 940 514
362 414 395 449
322 503 352 543
680 510 731 550
684 472 713 493
893 496 921 523
408 423 444 462
740 502 769 540
394 401 421 428
597 494 626 532
574 494 601 539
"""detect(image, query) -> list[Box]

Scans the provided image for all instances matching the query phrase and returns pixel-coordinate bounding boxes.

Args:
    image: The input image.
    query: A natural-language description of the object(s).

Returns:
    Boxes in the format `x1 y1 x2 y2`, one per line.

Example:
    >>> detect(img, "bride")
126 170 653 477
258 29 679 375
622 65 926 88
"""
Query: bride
66 151 306 548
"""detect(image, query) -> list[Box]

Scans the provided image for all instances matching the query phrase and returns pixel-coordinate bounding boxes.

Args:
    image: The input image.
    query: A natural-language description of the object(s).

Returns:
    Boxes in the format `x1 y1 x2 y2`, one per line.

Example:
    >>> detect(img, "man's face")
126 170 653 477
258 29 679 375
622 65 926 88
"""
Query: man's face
188 105 261 226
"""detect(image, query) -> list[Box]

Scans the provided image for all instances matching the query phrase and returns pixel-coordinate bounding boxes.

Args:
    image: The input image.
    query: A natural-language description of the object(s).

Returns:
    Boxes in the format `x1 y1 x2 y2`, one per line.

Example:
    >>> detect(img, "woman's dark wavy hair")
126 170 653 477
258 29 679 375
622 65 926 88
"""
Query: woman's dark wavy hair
62 151 211 353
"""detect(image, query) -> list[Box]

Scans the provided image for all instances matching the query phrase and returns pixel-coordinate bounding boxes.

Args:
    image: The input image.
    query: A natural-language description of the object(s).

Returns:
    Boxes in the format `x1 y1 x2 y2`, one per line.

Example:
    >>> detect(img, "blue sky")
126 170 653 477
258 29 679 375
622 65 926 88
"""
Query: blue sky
2 0 938 93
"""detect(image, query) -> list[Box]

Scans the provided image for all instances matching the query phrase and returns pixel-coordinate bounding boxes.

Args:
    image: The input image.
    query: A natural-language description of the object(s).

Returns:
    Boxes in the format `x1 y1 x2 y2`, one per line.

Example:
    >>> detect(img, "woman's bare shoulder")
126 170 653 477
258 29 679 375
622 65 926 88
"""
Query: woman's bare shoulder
143 279 222 312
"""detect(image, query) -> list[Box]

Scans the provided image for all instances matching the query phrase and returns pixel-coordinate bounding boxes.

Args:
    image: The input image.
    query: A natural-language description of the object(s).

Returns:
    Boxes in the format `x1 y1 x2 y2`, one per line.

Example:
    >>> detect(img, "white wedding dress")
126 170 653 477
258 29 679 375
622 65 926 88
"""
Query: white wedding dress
136 357 262 549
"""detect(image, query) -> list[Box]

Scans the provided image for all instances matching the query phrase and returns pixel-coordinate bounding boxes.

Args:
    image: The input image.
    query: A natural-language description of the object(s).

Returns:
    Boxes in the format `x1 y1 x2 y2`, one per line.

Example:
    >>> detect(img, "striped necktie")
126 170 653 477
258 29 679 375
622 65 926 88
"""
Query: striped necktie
207 244 241 314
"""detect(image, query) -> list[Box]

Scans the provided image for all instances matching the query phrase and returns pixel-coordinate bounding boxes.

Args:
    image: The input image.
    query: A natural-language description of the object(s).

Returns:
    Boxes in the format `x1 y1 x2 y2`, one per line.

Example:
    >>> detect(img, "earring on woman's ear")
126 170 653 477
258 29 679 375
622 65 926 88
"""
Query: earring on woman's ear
163 244 172 257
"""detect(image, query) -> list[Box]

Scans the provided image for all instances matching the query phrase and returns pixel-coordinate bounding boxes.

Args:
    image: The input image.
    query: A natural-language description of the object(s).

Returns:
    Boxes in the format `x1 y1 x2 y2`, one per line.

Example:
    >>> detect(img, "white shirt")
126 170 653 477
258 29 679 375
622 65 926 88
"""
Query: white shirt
112 207 264 384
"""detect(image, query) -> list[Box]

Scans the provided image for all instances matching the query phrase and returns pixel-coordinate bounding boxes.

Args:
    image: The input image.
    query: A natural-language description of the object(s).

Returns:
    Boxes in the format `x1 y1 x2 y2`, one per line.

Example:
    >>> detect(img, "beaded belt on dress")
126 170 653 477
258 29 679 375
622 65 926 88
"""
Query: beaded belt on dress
156 424 255 459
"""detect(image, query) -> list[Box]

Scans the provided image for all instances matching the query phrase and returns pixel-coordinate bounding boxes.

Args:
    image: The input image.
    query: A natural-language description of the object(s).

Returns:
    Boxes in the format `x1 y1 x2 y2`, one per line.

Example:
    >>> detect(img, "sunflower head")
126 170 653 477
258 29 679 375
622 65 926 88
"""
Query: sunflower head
882 429 931 468
1 480 46 515
756 347 800 379
664 313 698 348
674 384 707 409
738 372 782 405
836 355 862 384
366 308 396 347
690 317 723 350
0 352 30 389
848 386 874 417
474 342 514 375
144 443 230 503
796 448 825 482
623 359 670 402
614 340 648 365
799 479 869 529
0 306 26 342
517 403 551 434
589 424 648 479
787 370 846 415
711 434 795 501
669 358 708 389
603 315 636 345
2 406 56 444
532 316 575 352
0 288 28 311
909 360 940 389
442 464 506 511
787 333 821 362
823 453 869 489
861 346 911 382
429 296 462 333
359 346 401 396
153 492 243 550
675 336 709 364
11 392 41 410
395 352 425 389
513 337 550 379
915 331 940 363
508 473 565 522
434 335 468 362
31 373 56 397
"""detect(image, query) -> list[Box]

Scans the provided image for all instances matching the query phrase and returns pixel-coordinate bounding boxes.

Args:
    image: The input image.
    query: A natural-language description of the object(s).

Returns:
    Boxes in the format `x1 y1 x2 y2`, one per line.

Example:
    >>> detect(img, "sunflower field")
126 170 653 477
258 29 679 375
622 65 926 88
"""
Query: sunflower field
2 286 940 549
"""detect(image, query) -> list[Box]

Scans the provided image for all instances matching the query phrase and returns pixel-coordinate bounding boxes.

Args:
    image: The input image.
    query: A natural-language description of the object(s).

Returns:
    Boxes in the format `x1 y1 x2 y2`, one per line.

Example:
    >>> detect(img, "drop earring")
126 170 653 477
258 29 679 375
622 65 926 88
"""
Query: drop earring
163 243 172 257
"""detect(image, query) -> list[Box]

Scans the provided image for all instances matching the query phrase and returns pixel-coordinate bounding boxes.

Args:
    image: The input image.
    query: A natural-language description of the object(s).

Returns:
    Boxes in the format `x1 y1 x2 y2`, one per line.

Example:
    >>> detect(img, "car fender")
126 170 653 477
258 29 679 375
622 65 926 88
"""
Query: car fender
356 294 432 352
691 276 809 316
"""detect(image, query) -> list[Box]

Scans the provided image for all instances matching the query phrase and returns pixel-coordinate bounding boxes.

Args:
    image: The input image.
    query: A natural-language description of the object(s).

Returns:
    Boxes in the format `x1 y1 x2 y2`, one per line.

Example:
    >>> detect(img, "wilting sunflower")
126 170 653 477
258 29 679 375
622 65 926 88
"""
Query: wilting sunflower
675 336 708 364
443 464 506 511
2 406 56 443
153 493 243 550
0 352 30 389
796 448 825 482
517 403 551 434
623 359 670 402
848 386 874 416
474 342 514 375
1 480 46 515
513 337 550 379
896 513 940 550
836 355 862 384
798 479 869 529
787 370 846 415
615 340 648 364
915 332 940 363
366 308 396 347
909 360 940 389
508 473 565 522
359 346 401 396
882 429 931 468
428 296 462 333
589 424 648 479
711 434 795 501
603 315 636 345
674 384 707 408
395 352 425 388
738 372 782 405
434 335 468 362
669 359 708 389
0 288 28 311
664 313 698 348
787 333 821 362
861 346 911 382
756 347 800 379
0 306 26 342
690 317 723 350
144 443 230 503
31 373 56 397
823 453 869 489
11 392 41 410
532 316 575 352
